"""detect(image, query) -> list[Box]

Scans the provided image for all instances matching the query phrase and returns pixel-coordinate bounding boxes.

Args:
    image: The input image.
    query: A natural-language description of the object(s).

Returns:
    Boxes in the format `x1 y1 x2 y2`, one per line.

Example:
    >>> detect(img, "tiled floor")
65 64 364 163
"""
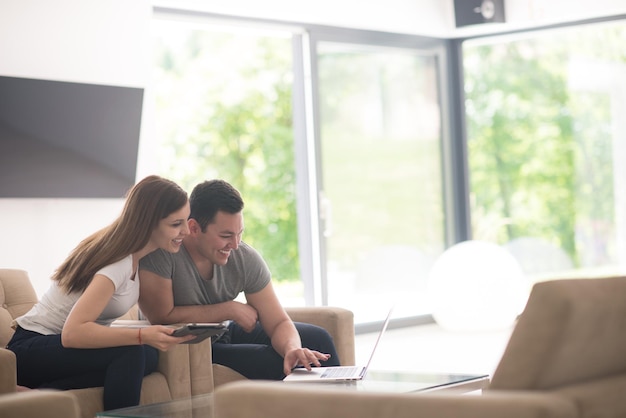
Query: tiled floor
353 322 514 377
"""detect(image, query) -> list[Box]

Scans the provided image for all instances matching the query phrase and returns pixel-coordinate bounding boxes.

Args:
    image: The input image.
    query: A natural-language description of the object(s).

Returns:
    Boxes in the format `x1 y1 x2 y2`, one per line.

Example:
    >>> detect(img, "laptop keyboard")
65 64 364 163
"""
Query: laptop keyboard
321 367 360 378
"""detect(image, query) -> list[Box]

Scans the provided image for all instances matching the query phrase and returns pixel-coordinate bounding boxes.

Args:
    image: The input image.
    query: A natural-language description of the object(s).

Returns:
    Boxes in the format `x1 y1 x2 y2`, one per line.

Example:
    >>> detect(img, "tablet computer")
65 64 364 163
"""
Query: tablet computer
171 322 228 344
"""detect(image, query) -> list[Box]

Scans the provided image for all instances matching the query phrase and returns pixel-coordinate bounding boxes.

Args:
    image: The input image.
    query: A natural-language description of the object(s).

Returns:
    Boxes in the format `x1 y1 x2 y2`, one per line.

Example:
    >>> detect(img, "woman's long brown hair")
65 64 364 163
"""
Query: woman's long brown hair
52 175 188 294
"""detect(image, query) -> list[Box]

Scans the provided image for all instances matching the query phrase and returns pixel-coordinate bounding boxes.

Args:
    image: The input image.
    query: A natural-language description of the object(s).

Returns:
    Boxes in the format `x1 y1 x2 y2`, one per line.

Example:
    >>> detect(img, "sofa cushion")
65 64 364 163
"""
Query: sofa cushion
214 381 578 418
554 373 626 418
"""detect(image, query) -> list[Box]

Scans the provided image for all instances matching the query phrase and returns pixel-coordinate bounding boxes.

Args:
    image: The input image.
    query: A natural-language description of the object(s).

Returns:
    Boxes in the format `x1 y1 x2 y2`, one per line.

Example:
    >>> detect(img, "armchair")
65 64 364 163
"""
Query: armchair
214 276 626 418
0 269 215 418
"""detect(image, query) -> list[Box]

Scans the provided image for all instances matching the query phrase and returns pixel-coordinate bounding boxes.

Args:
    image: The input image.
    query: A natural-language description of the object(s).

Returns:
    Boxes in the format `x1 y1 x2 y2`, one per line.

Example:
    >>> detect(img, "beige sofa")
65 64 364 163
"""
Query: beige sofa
0 268 355 418
214 276 626 418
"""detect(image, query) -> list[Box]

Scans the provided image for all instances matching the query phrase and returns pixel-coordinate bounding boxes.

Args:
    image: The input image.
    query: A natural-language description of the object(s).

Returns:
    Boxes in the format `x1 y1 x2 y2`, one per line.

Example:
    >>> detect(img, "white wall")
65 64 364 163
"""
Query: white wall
153 0 626 38
152 0 453 37
0 0 151 86
0 200 125 296
508 0 626 23
455 0 626 37
0 0 151 296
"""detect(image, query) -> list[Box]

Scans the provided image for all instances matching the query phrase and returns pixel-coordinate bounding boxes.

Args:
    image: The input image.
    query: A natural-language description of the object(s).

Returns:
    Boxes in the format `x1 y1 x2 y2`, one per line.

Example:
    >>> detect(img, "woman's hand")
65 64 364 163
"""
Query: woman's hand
141 325 197 351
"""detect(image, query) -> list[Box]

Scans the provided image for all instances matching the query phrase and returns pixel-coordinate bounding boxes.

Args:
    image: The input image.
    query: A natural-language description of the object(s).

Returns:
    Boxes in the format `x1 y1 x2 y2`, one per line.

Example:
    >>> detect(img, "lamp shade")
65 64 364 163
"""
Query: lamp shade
427 240 528 331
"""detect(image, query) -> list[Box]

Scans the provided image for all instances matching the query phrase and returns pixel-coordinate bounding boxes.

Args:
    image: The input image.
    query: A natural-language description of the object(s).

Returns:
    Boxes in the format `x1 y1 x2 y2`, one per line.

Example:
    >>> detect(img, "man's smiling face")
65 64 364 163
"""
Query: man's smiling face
196 210 244 266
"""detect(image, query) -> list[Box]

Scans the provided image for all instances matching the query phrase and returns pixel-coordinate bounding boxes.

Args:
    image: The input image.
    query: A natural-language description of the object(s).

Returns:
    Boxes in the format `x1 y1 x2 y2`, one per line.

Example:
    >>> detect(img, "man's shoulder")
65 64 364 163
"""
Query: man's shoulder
226 241 270 279
139 247 187 275
142 248 173 264
229 241 266 264
237 241 259 255
144 246 189 262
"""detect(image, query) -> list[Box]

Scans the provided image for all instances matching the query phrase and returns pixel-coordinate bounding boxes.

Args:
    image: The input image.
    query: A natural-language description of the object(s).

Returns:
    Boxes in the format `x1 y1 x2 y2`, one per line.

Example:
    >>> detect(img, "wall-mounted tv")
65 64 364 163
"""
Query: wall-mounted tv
0 75 143 198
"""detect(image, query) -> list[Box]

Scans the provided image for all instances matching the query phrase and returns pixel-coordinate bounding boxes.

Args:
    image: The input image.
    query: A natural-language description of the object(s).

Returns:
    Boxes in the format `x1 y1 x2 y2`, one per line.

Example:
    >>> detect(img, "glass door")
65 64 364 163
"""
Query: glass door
311 39 448 325
463 21 626 284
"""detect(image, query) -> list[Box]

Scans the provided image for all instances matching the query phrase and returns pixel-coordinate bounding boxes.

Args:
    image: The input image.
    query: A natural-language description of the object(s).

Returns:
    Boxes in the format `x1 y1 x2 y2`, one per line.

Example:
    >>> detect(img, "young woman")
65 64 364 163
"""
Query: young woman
6 175 196 411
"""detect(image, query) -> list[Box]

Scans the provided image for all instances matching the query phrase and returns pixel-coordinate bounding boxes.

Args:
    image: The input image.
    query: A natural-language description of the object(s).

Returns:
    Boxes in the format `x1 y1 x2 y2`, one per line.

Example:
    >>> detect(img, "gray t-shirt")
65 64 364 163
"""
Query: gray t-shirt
139 242 271 306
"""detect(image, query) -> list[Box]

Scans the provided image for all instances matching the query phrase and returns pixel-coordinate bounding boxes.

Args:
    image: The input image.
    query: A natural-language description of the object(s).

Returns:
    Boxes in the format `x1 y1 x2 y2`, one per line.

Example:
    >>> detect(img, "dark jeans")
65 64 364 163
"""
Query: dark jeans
212 321 340 380
6 326 158 411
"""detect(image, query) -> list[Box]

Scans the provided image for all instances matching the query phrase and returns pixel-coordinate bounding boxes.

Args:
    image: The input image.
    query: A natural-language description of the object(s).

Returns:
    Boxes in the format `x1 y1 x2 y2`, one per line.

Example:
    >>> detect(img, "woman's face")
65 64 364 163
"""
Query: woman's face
150 202 190 253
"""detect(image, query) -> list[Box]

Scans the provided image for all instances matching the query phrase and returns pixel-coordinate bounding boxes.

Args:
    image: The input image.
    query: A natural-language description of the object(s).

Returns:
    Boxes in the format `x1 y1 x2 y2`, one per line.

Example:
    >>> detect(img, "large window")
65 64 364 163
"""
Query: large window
144 13 451 325
145 10 626 329
314 41 446 323
141 18 303 300
463 20 626 284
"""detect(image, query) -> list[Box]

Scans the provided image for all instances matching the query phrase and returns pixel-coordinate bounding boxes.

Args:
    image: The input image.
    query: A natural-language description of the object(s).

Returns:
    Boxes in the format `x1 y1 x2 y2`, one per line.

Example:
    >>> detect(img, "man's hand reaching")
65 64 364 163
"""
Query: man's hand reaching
283 348 331 376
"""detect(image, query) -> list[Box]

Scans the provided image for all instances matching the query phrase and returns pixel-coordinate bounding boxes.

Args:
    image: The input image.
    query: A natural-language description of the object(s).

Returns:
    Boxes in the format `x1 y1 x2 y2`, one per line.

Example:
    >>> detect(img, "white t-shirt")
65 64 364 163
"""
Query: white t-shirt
16 255 140 335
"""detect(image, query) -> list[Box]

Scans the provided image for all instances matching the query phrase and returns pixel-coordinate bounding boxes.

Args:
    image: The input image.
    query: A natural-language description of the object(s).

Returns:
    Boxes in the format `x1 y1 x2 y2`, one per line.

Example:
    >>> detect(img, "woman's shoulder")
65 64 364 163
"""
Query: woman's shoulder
97 255 133 277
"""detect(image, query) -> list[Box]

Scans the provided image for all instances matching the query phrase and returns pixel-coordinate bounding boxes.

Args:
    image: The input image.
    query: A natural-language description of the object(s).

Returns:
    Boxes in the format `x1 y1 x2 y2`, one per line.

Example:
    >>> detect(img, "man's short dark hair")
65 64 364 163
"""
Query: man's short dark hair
189 179 244 230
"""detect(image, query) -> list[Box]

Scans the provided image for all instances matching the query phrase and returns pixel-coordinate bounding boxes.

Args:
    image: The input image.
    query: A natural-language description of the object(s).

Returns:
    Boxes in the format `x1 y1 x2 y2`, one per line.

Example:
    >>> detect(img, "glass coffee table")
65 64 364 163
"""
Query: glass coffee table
97 371 489 417
343 370 489 393
97 395 213 418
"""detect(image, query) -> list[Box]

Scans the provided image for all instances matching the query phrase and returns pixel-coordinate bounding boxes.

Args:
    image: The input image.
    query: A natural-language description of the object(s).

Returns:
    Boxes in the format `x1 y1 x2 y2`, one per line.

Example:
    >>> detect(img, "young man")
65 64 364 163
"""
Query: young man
138 179 339 380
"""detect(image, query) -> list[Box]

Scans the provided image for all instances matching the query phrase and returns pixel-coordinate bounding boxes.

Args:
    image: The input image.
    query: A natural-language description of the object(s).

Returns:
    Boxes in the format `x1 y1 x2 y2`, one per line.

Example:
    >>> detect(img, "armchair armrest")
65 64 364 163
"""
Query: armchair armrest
285 306 355 366
113 308 215 397
156 337 214 398
0 348 16 394
214 381 577 418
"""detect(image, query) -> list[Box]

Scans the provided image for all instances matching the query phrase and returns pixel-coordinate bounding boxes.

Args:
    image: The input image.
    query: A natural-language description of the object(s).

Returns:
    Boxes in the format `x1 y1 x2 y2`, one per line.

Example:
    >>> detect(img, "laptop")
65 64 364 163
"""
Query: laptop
283 307 393 382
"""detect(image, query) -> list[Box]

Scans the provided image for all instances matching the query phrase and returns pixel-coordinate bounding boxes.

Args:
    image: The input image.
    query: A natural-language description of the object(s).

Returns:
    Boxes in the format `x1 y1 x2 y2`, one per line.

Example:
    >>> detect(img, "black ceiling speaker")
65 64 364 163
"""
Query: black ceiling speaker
454 0 506 27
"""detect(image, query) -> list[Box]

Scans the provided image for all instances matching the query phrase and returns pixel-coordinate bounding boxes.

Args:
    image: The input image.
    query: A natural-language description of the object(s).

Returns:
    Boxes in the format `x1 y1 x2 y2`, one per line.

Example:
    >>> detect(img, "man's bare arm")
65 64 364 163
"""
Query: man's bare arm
247 282 330 374
246 282 299 355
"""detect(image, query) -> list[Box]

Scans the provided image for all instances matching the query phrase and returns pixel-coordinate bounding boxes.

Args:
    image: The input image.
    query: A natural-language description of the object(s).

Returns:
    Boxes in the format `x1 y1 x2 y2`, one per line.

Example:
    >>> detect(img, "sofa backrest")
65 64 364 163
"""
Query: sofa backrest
0 269 38 347
490 276 626 391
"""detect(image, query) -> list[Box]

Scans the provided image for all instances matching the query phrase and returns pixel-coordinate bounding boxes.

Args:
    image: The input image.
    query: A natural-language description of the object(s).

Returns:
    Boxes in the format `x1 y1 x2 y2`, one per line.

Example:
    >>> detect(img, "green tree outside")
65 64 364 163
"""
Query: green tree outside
152 26 299 282
464 24 625 273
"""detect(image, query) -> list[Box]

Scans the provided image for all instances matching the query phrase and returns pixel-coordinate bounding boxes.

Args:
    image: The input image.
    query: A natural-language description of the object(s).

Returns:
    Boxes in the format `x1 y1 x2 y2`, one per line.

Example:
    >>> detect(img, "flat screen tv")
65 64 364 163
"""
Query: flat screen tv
0 75 144 198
